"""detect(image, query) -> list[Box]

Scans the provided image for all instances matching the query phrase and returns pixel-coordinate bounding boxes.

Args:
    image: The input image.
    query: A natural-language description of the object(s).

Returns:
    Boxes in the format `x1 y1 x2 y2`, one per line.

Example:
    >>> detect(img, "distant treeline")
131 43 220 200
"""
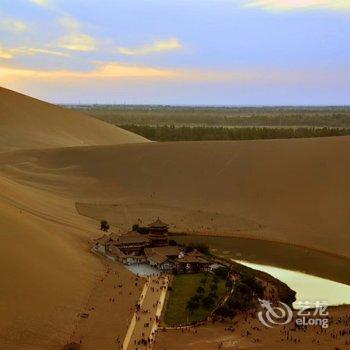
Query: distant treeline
119 125 350 142
68 106 350 127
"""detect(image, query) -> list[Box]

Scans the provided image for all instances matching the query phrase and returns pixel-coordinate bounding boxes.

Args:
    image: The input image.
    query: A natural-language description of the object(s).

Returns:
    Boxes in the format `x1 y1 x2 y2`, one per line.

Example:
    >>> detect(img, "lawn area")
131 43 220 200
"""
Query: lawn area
164 273 226 326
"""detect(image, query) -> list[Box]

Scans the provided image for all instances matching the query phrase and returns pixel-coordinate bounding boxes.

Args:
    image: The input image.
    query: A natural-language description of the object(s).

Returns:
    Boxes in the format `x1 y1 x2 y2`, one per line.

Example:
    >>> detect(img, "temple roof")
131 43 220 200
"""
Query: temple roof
176 255 209 264
147 217 169 228
176 250 209 264
114 231 150 245
147 252 169 265
144 246 180 258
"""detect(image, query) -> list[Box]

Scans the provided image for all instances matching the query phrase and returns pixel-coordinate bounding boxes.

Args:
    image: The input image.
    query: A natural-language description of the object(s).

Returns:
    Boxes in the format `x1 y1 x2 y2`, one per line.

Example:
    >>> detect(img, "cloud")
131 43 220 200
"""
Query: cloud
58 34 97 51
0 18 29 32
11 47 70 57
2 63 349 104
0 45 13 59
29 0 51 7
0 62 178 80
117 38 182 56
2 62 342 87
59 16 81 32
242 0 350 11
57 15 97 52
0 44 69 59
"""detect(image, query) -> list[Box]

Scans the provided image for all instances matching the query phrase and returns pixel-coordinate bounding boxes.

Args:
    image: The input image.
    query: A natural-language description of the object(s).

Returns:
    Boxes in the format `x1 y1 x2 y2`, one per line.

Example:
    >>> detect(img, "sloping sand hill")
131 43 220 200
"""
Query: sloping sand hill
1 90 350 349
1 137 349 258
0 87 148 152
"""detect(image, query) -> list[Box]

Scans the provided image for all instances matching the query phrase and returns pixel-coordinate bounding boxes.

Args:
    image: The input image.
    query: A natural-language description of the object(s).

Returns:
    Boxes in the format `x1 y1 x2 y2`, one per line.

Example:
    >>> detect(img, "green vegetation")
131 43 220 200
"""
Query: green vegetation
100 219 109 232
165 273 226 326
67 105 350 128
131 223 149 234
214 263 267 318
66 105 350 142
185 242 211 257
118 125 350 141
171 234 350 286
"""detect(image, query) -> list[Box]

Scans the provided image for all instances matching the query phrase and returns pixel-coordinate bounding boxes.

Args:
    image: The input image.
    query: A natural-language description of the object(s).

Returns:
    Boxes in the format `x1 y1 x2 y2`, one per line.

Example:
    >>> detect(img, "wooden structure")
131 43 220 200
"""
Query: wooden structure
112 231 150 256
148 218 169 246
94 231 150 264
175 251 210 273
144 246 180 271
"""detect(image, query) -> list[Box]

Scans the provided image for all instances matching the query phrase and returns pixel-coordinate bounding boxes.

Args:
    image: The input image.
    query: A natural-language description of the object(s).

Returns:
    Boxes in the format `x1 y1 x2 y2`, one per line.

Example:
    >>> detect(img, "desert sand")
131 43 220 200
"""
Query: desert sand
0 87 148 153
1 137 350 257
155 305 350 350
0 87 349 349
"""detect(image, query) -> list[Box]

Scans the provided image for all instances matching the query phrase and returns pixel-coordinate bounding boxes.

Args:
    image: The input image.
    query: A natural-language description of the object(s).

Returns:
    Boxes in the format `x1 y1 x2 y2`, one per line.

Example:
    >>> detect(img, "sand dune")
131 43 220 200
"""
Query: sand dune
0 87 148 152
1 90 350 349
1 136 349 258
0 88 149 349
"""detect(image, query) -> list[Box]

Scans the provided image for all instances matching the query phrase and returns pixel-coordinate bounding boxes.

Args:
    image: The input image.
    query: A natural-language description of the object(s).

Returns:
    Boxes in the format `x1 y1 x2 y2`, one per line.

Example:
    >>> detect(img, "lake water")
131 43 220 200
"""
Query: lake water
235 260 350 308
171 235 350 307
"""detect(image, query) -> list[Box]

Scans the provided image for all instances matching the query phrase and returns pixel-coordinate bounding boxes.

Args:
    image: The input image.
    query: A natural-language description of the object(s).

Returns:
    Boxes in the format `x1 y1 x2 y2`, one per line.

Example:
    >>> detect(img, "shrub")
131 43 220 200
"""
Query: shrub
132 224 150 234
186 298 200 313
227 282 253 310
100 220 110 232
210 283 218 292
202 295 216 309
215 305 236 318
186 243 211 256
197 286 205 294
208 291 218 300
240 274 265 298
212 275 220 284
225 280 233 290
214 266 230 279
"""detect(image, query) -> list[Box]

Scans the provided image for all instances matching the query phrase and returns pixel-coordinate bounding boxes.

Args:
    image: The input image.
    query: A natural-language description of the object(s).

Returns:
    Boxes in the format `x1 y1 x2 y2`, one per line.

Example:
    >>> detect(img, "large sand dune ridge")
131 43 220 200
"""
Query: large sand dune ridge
0 87 148 152
1 136 349 258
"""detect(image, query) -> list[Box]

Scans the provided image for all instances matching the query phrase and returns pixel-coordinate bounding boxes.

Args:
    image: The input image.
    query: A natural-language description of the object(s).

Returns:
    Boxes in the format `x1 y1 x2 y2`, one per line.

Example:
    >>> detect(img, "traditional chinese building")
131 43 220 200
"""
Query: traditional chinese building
148 218 169 246
175 250 210 273
112 231 150 255
94 231 150 264
144 246 181 271
93 218 211 273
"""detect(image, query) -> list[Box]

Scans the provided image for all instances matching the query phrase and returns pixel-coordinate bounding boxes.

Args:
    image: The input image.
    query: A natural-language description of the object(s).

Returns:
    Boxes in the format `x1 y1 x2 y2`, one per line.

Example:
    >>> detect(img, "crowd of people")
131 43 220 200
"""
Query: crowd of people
127 276 168 350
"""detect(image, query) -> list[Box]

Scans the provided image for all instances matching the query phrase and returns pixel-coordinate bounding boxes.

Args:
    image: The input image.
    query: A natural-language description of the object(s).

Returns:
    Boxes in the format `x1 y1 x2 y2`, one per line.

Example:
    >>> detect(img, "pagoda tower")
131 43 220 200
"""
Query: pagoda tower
148 218 169 246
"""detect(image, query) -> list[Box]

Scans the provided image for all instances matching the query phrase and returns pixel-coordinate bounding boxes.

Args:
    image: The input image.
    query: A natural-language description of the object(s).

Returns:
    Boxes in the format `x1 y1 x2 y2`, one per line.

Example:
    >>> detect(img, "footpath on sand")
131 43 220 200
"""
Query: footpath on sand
123 276 169 350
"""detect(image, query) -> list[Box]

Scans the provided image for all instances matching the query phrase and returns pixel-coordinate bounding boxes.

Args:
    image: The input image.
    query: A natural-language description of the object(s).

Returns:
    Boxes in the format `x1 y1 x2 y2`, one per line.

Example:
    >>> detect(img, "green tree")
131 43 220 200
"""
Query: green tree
100 219 110 232
186 297 199 314
202 295 215 309
197 286 205 294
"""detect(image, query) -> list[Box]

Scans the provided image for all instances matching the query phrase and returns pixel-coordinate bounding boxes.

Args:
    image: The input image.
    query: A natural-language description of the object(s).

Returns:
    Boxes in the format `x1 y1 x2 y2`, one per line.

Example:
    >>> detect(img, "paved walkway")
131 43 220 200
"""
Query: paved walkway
123 276 169 350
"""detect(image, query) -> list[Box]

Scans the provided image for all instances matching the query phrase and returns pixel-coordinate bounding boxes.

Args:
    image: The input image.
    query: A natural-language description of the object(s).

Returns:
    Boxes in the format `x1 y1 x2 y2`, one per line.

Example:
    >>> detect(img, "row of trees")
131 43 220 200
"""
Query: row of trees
75 105 350 128
120 125 350 142
214 267 265 318
185 274 221 315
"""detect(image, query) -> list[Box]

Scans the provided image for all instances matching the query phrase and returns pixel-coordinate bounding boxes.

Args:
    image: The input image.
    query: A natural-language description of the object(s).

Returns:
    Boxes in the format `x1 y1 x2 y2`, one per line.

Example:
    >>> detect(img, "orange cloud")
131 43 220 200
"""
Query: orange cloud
117 38 183 56
0 46 13 59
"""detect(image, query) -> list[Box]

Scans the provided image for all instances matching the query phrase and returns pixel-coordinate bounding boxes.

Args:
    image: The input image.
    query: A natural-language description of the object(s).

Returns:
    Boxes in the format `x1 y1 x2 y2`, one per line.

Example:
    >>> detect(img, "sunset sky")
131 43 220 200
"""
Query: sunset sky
1 0 349 105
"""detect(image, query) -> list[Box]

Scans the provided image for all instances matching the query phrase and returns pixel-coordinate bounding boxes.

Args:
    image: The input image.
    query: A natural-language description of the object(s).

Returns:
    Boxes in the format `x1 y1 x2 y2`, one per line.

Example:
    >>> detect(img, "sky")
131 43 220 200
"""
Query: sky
0 0 349 105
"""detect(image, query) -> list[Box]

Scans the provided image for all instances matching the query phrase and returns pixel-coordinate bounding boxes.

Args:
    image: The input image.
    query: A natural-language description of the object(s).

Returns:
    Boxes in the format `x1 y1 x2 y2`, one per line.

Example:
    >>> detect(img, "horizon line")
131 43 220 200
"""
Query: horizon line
59 104 350 109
